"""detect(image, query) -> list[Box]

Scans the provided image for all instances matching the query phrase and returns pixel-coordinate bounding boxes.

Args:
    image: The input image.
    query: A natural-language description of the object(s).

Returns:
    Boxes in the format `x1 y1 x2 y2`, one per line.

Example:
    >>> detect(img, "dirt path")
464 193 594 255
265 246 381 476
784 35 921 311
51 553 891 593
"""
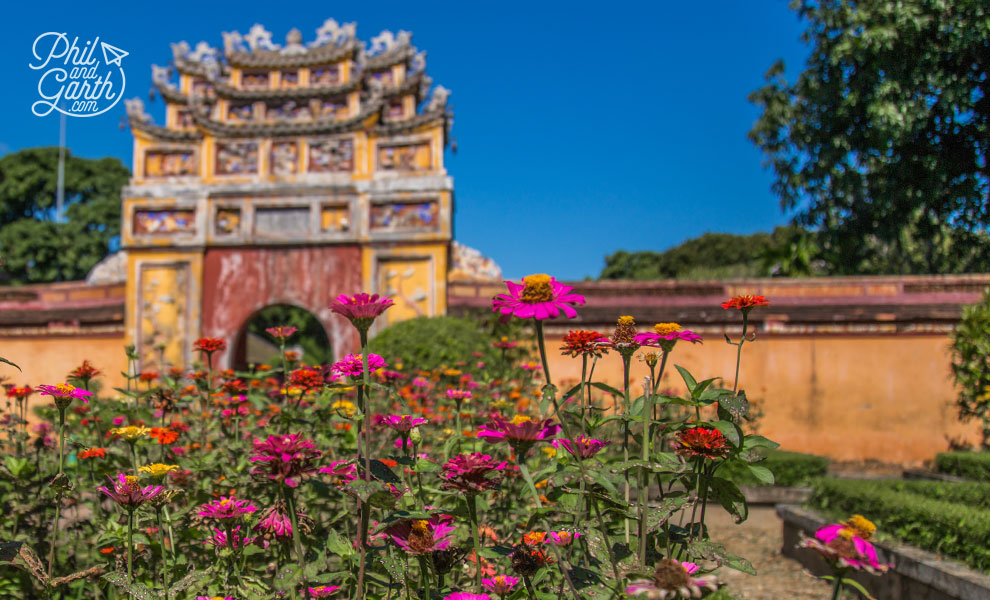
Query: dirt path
706 506 834 600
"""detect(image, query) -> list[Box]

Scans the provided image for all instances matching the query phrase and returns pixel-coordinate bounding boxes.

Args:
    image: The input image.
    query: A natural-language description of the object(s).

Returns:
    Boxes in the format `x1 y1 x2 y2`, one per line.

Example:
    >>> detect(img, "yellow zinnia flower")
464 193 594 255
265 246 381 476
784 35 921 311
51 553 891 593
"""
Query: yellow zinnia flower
109 426 150 440
139 463 178 479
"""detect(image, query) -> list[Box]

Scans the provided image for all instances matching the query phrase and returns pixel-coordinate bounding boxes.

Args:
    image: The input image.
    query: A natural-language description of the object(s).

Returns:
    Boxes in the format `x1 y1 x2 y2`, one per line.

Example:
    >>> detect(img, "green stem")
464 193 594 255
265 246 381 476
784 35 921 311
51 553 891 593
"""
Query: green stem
283 486 304 561
732 314 748 394
591 497 622 584
621 353 631 544
830 574 843 600
517 461 543 509
356 327 371 600
47 494 61 581
522 575 538 600
156 509 169 600
57 409 65 475
129 442 138 476
127 509 134 584
638 376 654 565
535 321 552 386
466 495 483 589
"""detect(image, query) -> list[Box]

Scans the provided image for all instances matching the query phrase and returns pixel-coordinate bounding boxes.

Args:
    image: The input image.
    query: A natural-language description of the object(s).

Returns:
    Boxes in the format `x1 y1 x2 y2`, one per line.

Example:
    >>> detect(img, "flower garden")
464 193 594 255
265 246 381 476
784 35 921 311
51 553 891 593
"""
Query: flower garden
1 275 894 599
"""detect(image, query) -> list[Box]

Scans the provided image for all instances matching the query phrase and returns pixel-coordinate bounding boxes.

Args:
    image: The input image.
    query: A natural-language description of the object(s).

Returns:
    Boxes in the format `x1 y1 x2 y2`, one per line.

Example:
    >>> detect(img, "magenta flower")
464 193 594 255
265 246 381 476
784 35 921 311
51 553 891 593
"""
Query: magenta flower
250 433 322 488
328 293 394 331
253 505 292 543
36 383 93 407
198 497 258 520
331 353 387 378
546 531 582 546
265 325 299 340
385 515 456 554
625 558 718 599
319 460 358 484
441 453 507 494
477 416 560 451
482 575 519 595
552 436 611 459
632 324 703 348
205 526 254 549
492 274 585 320
308 586 341 598
444 594 491 600
374 414 428 434
801 515 892 573
98 473 164 509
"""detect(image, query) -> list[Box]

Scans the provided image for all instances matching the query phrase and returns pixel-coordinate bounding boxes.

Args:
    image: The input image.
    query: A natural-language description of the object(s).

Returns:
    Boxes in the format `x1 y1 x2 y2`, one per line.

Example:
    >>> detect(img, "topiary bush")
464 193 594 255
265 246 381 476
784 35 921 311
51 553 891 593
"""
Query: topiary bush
808 477 990 572
721 449 829 487
935 451 990 481
368 315 502 372
950 287 990 448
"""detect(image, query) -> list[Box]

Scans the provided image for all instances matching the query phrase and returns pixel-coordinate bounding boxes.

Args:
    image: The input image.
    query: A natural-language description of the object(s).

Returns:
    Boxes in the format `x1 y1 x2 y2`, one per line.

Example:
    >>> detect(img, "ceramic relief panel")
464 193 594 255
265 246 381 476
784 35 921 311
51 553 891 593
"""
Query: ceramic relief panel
215 141 259 175
134 209 196 235
308 138 354 172
271 141 299 175
369 201 438 232
145 150 197 177
321 205 350 232
215 208 241 235
378 142 431 171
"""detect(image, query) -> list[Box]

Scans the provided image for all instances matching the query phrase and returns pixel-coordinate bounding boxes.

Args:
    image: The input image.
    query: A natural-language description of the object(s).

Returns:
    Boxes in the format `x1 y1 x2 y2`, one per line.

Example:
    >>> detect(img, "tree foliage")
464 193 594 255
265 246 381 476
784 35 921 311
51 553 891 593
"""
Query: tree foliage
368 316 500 372
245 305 333 366
0 147 129 283
749 0 990 275
599 226 816 279
950 287 990 449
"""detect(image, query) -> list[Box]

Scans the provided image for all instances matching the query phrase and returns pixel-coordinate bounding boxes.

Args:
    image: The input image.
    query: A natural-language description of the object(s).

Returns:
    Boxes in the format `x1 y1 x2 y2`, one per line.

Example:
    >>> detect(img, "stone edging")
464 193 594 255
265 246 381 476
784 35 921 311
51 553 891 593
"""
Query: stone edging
739 485 812 505
777 504 990 600
902 468 972 483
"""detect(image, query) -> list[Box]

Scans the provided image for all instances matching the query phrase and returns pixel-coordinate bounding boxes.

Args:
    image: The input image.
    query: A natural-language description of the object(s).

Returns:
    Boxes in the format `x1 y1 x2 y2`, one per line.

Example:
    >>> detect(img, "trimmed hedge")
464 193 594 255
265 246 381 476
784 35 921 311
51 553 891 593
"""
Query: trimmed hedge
935 451 990 481
809 477 990 573
721 449 829 487
368 316 500 372
862 479 990 509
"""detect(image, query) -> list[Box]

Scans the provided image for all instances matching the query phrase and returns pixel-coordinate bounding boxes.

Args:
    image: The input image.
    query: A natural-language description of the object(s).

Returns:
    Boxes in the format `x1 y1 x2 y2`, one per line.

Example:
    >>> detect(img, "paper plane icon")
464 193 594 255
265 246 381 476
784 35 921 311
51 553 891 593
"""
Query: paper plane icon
101 42 129 66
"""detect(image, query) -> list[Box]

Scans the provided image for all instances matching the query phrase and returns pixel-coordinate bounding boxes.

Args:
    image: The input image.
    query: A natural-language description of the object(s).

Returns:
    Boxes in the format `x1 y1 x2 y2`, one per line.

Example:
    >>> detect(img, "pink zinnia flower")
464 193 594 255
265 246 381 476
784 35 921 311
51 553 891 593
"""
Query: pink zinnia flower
491 274 585 320
446 389 472 402
308 586 341 598
552 436 611 459
198 497 258 519
205 526 254 549
444 594 491 600
633 322 702 348
441 453 507 494
332 353 387 378
319 460 358 484
801 515 892 573
477 416 560 450
266 325 299 339
328 293 394 331
253 505 293 542
546 531 581 546
98 473 164 509
36 383 92 407
385 515 456 554
250 433 322 488
482 575 519 595
625 558 718 599
374 414 427 434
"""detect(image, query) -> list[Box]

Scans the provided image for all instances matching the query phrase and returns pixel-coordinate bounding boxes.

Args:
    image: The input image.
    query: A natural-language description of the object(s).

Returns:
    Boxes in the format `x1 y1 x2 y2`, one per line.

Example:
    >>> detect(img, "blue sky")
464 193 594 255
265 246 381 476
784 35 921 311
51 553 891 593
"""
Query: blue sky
0 1 810 280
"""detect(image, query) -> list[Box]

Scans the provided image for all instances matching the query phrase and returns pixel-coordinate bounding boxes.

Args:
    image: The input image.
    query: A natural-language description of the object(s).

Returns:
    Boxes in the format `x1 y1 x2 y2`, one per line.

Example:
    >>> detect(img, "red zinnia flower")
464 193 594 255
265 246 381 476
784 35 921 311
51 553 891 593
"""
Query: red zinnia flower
194 337 227 354
78 447 107 459
560 330 608 358
289 367 325 390
69 360 101 382
675 427 731 459
138 371 159 383
721 295 770 311
149 427 179 445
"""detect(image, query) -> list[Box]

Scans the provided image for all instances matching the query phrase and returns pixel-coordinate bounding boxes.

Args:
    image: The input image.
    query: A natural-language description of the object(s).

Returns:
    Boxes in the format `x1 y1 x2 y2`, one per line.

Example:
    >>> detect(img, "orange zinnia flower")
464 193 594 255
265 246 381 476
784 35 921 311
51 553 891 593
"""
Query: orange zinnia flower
721 295 770 311
149 427 179 445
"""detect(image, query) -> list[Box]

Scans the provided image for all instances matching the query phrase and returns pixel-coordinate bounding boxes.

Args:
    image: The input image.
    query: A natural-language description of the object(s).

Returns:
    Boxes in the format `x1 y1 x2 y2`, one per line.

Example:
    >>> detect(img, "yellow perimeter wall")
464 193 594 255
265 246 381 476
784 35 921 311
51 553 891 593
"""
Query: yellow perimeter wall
1 330 974 464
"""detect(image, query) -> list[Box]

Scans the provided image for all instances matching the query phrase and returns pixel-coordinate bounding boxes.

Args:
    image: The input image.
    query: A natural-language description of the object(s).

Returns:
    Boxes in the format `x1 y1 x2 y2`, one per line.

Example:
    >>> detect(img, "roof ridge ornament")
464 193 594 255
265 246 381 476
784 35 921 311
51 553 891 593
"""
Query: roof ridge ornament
281 28 306 55
124 98 151 123
410 51 427 73
426 85 450 112
311 18 356 48
151 64 174 90
368 30 411 57
222 30 246 54
244 24 279 52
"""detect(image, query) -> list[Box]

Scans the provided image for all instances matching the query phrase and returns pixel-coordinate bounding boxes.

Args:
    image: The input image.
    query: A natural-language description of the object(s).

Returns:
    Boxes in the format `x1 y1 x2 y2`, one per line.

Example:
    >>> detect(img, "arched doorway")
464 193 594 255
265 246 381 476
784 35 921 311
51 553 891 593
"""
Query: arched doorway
231 304 333 371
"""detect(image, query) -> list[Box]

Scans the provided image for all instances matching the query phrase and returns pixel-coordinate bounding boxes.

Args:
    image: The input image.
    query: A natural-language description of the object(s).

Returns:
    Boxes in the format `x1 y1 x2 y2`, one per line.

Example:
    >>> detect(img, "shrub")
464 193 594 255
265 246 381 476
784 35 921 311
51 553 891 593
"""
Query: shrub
935 451 990 481
368 315 501 372
721 449 829 487
808 478 990 572
950 287 990 448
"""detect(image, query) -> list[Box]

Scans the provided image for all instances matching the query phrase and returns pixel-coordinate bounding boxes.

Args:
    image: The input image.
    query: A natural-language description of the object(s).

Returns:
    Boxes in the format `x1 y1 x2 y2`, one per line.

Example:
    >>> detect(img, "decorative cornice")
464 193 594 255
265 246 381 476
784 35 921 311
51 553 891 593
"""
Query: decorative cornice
227 40 358 68
189 97 382 137
212 78 360 101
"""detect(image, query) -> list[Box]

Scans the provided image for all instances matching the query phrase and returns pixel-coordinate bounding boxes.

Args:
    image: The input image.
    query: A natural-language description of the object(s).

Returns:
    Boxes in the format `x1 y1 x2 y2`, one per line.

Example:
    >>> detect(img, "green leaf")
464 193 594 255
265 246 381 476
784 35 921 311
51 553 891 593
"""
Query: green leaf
591 381 623 398
840 577 876 600
708 476 748 523
745 464 775 485
0 357 21 371
370 459 401 484
711 420 742 448
742 435 780 451
101 572 157 599
414 458 440 473
327 528 355 557
675 365 697 393
718 391 749 421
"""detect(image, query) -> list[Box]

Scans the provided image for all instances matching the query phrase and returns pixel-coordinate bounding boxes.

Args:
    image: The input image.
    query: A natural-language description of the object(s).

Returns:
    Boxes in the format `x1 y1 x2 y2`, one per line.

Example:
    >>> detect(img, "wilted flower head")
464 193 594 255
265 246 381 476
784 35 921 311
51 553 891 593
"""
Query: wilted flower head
510 543 554 577
328 293 394 331
674 427 731 459
250 433 322 487
801 515 892 573
552 436 611 459
386 515 456 554
253 500 312 548
491 274 585 320
441 453 507 494
206 526 253 549
198 496 258 520
36 383 92 409
98 473 164 509
332 354 387 378
626 559 719 599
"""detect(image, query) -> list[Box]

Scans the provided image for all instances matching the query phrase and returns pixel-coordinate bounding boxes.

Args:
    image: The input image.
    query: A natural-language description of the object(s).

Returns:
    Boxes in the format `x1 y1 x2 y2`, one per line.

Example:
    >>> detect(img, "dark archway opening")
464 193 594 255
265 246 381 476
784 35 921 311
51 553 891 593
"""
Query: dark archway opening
232 304 333 371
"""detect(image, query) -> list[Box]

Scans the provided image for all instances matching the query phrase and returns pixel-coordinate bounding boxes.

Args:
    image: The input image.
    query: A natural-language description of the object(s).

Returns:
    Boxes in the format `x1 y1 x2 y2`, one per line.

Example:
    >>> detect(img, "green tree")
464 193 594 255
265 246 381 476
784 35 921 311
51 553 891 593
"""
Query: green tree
0 147 129 283
599 226 811 279
950 287 990 449
749 0 990 275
